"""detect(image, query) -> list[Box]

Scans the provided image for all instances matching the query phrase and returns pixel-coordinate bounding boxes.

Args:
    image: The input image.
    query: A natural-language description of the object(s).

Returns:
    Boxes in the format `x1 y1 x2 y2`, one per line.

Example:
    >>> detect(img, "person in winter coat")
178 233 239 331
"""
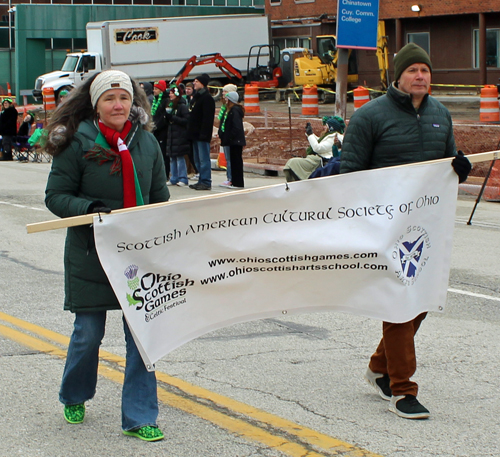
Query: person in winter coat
17 111 35 137
283 116 345 182
187 73 215 190
184 82 195 107
44 70 169 441
218 91 246 188
165 85 190 186
151 80 169 178
340 43 471 420
0 98 18 161
14 111 36 161
215 83 238 188
140 81 154 106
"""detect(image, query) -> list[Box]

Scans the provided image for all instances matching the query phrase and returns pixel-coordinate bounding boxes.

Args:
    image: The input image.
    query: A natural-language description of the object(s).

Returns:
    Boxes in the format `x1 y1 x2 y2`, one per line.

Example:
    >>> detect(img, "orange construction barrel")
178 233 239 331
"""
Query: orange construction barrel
301 85 319 116
353 86 370 111
479 85 500 123
42 87 56 111
217 146 227 170
244 84 260 114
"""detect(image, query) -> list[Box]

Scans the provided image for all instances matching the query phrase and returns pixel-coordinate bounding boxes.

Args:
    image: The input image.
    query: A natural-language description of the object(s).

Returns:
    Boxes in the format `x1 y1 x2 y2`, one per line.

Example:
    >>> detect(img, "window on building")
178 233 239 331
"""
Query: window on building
407 32 429 54
273 37 310 50
270 0 281 6
53 38 73 50
473 29 500 68
0 28 8 48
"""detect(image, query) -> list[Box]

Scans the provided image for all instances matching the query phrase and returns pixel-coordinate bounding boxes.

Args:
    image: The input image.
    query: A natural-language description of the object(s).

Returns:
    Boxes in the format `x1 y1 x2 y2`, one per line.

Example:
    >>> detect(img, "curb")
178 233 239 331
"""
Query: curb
211 158 284 177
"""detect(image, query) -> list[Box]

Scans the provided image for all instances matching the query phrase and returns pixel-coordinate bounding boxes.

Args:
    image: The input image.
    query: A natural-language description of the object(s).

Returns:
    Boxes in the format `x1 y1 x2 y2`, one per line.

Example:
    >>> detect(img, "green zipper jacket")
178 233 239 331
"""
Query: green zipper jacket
340 83 457 173
45 119 169 312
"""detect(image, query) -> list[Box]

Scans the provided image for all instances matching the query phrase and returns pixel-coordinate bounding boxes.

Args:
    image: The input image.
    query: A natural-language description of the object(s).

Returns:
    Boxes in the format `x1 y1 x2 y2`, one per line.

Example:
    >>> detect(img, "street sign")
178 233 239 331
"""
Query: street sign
336 0 380 50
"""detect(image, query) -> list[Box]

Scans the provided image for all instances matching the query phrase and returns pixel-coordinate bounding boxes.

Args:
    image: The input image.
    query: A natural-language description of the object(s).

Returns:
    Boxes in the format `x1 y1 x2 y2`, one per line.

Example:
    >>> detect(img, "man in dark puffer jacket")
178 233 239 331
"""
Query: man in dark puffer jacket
340 43 471 420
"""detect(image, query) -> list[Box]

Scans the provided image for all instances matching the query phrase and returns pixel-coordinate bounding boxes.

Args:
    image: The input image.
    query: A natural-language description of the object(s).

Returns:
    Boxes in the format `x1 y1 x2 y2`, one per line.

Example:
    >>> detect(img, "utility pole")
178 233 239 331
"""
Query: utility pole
335 48 349 120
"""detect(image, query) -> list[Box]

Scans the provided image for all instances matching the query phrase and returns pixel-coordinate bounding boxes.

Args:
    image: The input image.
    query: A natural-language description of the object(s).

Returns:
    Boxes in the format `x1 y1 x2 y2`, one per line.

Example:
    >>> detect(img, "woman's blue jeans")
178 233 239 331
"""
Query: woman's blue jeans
59 311 159 431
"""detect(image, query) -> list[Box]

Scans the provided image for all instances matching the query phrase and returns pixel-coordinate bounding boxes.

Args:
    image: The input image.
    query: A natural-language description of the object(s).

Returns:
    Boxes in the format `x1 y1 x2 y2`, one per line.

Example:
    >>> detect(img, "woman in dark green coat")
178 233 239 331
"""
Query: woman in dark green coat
44 70 169 441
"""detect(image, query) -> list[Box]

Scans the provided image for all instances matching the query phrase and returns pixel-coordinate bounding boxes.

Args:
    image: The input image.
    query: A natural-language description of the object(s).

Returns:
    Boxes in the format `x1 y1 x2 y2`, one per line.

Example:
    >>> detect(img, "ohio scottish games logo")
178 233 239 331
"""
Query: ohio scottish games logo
124 264 193 321
393 225 431 286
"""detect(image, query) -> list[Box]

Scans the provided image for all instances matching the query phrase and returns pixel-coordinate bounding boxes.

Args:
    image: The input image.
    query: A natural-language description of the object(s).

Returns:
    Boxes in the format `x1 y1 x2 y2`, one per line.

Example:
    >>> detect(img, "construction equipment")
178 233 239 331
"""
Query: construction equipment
171 45 283 99
171 52 243 99
245 44 283 88
277 21 389 101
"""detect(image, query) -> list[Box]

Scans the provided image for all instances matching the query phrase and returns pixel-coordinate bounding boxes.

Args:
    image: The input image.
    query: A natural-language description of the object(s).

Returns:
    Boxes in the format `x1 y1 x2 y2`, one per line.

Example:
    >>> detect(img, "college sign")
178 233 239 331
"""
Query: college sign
336 0 380 49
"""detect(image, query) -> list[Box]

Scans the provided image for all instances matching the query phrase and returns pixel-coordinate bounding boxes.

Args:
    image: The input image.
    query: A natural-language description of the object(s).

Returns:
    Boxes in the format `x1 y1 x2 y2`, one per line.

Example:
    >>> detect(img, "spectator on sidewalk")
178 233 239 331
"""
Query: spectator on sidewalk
0 98 18 161
283 116 344 182
216 83 238 188
187 73 215 191
151 80 169 179
165 85 190 187
218 91 246 189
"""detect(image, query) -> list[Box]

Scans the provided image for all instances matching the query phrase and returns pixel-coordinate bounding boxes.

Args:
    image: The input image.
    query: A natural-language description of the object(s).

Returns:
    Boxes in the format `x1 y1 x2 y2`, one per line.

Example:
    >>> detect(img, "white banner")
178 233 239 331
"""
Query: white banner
94 161 458 369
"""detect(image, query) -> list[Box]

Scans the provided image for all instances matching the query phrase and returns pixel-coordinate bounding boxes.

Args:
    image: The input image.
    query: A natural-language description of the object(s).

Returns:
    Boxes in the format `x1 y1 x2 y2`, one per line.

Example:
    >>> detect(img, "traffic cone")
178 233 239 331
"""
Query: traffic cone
217 146 227 170
353 86 370 111
42 87 56 111
479 85 500 123
244 84 260 114
7 82 12 96
301 85 319 117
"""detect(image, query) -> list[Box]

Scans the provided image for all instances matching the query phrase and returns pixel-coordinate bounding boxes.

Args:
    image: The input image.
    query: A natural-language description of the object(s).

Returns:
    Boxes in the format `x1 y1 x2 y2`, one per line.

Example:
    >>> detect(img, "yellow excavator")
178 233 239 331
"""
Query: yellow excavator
279 21 389 98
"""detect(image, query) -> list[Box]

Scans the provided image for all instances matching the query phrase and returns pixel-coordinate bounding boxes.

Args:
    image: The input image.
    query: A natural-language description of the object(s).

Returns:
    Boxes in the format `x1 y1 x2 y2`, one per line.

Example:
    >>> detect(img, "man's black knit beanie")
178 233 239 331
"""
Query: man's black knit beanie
394 43 432 82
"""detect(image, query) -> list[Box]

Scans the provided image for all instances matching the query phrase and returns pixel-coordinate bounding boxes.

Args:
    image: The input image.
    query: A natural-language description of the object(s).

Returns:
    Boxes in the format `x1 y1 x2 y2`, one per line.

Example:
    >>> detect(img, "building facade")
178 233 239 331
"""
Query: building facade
267 0 500 90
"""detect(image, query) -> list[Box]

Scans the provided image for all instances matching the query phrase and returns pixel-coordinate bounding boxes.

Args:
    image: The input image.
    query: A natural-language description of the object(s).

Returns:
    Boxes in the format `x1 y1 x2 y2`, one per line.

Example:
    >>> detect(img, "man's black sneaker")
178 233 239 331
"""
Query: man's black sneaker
389 395 430 419
189 183 211 190
365 368 392 400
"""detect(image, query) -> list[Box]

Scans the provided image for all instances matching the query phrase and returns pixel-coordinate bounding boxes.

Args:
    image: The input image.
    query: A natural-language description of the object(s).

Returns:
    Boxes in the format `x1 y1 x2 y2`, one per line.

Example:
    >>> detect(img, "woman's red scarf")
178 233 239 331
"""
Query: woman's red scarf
98 120 138 208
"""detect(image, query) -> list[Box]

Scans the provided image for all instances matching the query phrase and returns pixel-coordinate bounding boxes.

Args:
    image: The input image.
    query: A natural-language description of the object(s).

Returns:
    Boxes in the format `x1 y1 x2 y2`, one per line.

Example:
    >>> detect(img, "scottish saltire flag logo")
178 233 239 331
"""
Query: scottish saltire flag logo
393 226 431 286
399 236 424 278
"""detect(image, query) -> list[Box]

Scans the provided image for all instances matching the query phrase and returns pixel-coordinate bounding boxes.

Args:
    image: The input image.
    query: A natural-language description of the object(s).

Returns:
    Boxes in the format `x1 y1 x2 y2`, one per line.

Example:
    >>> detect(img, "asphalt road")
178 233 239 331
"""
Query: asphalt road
1 160 499 457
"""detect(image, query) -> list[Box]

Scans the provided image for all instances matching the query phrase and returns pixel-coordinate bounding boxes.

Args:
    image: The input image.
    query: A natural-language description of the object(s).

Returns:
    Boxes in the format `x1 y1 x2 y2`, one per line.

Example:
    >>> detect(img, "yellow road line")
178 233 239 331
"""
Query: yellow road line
0 311 382 456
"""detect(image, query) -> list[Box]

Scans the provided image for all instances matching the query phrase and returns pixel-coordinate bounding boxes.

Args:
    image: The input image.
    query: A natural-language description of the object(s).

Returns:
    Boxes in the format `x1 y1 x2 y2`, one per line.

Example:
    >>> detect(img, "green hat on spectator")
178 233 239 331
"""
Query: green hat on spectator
394 43 432 83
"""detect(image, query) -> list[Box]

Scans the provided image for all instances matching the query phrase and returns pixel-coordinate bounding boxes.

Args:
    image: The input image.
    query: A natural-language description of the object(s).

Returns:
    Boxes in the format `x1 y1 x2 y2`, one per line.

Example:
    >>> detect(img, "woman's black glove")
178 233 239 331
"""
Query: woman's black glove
305 122 313 136
452 150 472 183
87 200 112 214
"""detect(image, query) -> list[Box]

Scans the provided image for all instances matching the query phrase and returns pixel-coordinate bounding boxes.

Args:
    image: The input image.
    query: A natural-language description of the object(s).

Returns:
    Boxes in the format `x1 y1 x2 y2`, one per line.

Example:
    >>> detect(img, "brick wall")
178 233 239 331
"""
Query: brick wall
267 0 500 21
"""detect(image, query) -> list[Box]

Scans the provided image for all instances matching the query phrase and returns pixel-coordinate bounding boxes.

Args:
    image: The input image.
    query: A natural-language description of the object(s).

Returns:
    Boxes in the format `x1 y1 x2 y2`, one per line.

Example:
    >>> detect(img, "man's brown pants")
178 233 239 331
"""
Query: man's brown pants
368 312 427 397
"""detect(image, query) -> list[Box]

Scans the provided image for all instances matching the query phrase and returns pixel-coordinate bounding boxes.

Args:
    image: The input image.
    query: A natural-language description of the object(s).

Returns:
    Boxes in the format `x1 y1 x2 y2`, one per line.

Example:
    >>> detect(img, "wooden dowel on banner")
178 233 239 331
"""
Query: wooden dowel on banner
26 151 499 235
26 184 279 234
467 150 499 163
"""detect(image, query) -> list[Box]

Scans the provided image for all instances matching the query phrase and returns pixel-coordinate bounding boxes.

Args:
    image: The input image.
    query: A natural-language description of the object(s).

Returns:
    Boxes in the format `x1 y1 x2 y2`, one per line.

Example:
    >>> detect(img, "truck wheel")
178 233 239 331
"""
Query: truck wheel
208 80 222 101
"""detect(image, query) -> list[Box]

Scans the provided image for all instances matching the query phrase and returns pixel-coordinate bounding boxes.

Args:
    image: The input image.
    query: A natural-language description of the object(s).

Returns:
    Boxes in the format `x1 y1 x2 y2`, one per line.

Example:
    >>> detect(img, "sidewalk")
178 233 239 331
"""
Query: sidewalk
166 163 285 202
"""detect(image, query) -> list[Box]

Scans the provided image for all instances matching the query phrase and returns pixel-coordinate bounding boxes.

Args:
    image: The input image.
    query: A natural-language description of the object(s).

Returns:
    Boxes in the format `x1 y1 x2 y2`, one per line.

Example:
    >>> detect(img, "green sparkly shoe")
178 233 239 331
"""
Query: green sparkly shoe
63 403 85 424
123 425 164 442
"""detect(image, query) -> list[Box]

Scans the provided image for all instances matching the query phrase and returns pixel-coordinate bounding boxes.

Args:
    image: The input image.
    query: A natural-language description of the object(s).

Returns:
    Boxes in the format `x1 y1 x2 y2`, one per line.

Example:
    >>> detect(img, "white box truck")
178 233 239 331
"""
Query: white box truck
33 14 270 101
